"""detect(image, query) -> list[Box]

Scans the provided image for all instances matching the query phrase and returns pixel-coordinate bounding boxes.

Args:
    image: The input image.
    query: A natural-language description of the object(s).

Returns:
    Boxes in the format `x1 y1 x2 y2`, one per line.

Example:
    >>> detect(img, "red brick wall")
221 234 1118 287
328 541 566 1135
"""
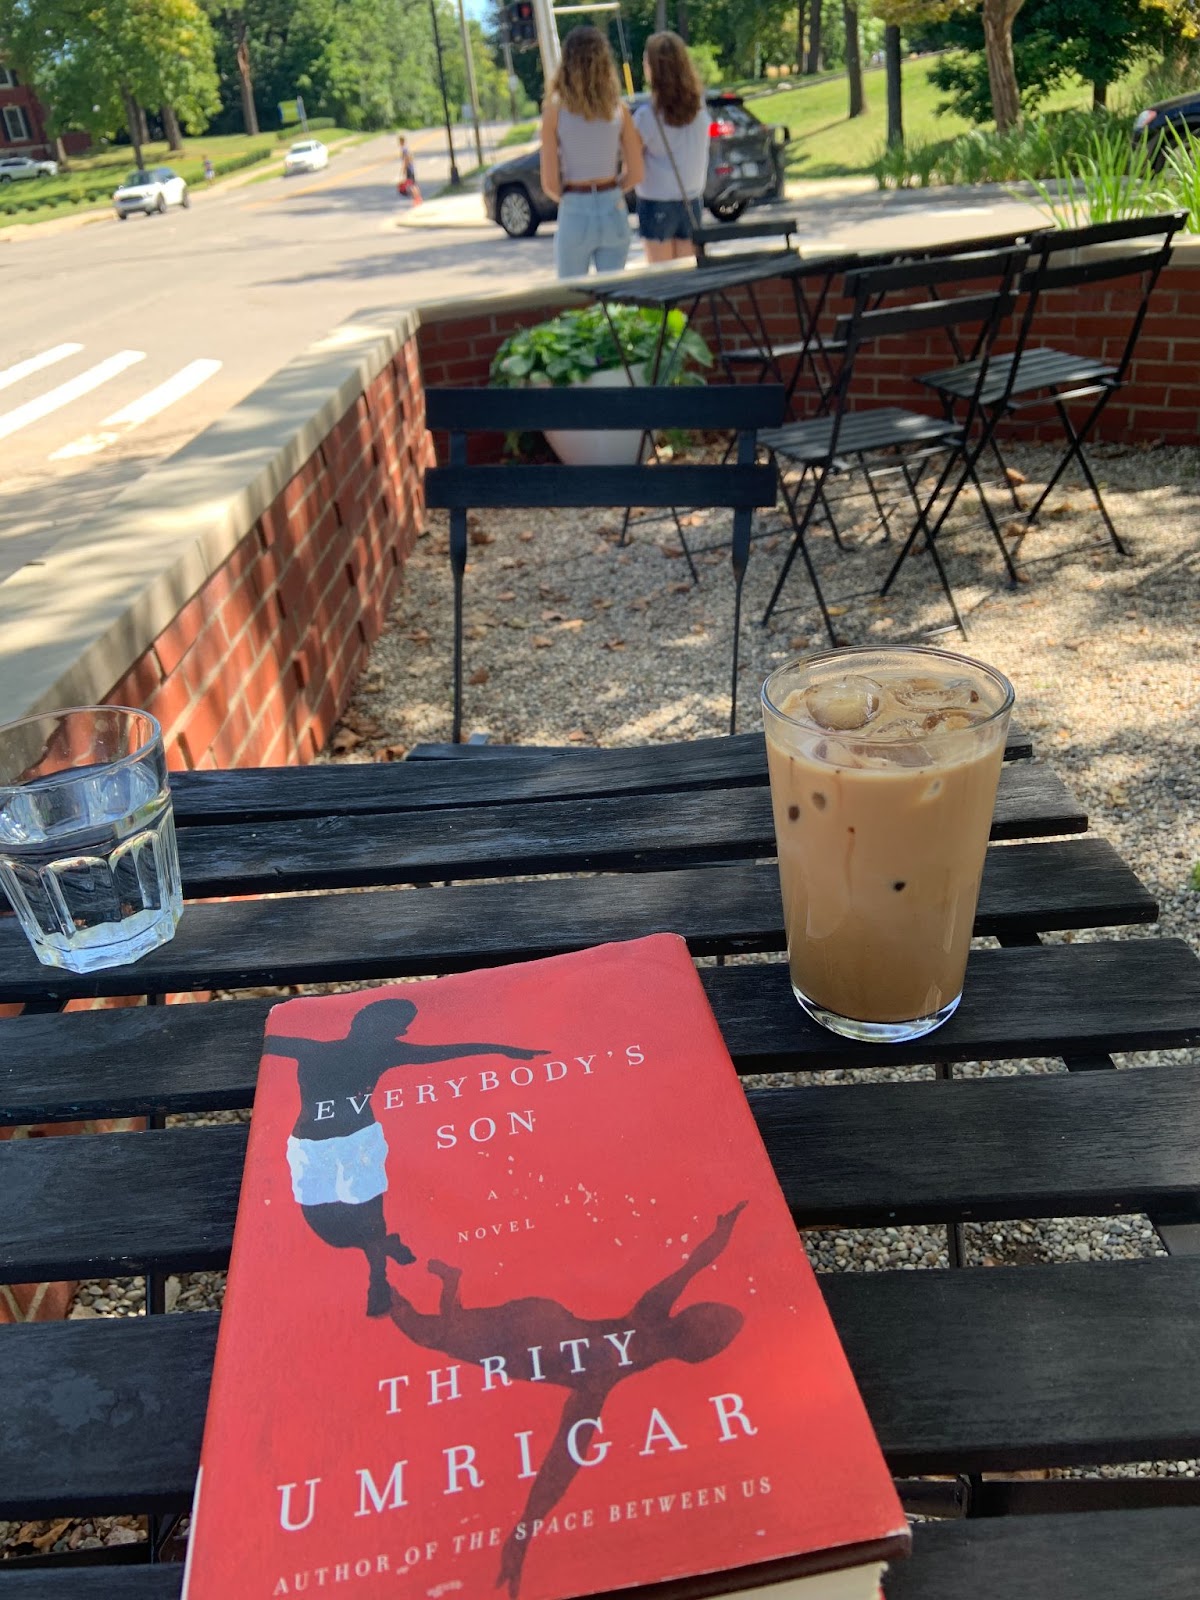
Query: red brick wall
417 258 1200 449
103 339 431 772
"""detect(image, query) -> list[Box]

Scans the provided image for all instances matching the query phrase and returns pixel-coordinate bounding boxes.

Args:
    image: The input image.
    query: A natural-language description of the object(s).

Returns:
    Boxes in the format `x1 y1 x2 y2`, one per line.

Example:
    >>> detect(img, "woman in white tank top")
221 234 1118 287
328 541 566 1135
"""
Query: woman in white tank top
633 32 710 264
539 26 643 280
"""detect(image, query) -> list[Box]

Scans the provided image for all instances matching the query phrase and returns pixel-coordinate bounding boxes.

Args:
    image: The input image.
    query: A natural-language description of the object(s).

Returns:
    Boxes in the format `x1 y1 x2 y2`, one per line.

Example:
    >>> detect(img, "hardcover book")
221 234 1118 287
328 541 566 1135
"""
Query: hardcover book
182 934 908 1600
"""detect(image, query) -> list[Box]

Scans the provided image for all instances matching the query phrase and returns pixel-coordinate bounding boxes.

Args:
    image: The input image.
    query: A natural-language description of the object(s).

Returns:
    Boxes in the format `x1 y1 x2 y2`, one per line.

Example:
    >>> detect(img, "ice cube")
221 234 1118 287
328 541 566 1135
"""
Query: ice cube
872 715 932 742
893 676 982 712
804 676 883 732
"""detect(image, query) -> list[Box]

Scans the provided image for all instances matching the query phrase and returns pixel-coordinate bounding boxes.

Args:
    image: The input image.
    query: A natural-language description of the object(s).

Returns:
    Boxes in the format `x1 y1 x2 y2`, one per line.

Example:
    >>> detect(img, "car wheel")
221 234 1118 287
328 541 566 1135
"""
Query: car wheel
708 197 745 222
117 211 128 220
498 186 538 238
156 194 166 214
181 186 190 209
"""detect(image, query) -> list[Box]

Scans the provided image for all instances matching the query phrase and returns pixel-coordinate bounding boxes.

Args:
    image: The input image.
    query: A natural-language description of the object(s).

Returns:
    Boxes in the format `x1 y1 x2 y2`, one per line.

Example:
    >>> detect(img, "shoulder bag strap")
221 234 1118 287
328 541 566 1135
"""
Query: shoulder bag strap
649 100 696 239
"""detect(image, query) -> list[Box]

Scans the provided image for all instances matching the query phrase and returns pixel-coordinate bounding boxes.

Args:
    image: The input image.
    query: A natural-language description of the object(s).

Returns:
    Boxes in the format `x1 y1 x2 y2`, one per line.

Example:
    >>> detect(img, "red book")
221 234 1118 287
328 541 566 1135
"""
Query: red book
182 935 908 1600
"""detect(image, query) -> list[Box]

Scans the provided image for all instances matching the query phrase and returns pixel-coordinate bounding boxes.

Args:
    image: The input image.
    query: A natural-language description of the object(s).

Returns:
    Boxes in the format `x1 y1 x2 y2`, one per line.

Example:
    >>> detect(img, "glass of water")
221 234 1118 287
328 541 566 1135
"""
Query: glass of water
0 706 183 973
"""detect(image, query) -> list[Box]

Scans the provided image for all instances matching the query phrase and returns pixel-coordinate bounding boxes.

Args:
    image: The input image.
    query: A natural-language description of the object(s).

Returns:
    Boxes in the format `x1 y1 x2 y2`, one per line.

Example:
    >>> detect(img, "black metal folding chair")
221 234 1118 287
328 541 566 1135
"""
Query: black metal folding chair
758 245 1030 641
424 385 784 742
911 213 1185 559
693 217 800 265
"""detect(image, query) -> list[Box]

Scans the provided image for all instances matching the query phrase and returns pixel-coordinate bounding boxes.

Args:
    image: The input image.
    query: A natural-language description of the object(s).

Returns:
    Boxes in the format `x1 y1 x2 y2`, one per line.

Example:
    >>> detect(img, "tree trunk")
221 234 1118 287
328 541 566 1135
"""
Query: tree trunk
162 105 183 151
1092 79 1107 110
54 135 70 170
676 0 688 41
805 0 822 73
234 16 260 137
798 0 805 73
655 0 667 30
982 0 1023 133
123 89 144 170
136 103 150 149
844 1 864 117
885 25 902 148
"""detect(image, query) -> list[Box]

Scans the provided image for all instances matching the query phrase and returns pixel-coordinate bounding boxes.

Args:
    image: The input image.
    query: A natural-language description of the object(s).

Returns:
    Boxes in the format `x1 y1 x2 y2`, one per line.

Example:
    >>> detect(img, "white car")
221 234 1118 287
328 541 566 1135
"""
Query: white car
0 153 58 181
113 165 190 219
283 139 329 175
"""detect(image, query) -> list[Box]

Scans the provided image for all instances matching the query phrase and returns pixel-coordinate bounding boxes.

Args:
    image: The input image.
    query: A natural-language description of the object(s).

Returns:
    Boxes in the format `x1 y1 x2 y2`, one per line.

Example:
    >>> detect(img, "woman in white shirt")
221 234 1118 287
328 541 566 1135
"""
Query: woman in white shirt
540 26 644 280
632 32 710 264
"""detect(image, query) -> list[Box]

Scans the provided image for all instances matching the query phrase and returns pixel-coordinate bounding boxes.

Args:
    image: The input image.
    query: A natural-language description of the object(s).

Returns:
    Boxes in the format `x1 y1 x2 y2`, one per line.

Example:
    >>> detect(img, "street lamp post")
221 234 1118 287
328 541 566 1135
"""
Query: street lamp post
428 0 461 188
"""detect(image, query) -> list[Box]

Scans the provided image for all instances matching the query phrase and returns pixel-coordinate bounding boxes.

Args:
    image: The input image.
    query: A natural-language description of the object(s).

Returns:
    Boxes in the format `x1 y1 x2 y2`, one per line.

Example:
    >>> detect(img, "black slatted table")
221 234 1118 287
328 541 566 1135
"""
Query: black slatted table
2 730 1199 1598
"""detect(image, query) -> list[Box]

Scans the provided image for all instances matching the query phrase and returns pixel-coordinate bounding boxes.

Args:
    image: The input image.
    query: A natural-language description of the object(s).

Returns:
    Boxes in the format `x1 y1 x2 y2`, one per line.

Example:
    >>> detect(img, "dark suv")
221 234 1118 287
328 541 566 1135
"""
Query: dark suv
1132 87 1200 165
483 91 789 238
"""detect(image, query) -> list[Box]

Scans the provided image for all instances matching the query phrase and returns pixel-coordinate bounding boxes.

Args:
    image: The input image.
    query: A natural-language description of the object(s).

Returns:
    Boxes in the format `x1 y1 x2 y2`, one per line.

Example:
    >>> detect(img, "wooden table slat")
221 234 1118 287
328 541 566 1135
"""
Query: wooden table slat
162 727 1033 825
5 939 1194 1126
4 1260 1200 1517
172 760 1084 897
3 1508 1199 1599
10 1065 1200 1283
0 840 1157 1004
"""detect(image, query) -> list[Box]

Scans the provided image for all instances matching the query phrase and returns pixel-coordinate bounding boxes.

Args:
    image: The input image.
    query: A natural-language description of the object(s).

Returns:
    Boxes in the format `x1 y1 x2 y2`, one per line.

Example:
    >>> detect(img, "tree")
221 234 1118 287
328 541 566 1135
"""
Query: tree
885 22 903 144
806 0 824 68
875 0 1023 130
0 0 219 159
931 0 1182 117
202 4 259 134
844 0 865 113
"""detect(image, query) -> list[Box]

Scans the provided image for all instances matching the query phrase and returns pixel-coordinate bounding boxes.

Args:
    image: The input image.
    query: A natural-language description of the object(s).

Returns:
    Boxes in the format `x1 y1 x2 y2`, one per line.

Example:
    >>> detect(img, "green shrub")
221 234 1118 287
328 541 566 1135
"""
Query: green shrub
1024 120 1172 227
489 304 713 388
1161 124 1200 234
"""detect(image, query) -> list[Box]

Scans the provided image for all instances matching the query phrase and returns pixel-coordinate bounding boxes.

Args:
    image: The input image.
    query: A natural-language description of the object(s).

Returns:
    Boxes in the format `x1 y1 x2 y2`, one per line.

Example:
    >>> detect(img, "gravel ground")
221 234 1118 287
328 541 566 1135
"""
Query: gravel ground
7 438 1197 1559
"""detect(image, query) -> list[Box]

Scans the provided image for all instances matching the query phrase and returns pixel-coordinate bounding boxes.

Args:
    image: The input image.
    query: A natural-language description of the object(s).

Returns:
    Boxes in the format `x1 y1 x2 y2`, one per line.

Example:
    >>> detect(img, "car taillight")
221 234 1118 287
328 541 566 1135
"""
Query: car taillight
708 119 735 139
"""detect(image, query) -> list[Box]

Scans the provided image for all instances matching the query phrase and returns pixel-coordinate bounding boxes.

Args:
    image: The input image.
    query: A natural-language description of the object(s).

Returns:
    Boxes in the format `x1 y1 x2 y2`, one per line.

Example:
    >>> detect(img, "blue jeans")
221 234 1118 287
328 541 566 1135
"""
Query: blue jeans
554 189 631 279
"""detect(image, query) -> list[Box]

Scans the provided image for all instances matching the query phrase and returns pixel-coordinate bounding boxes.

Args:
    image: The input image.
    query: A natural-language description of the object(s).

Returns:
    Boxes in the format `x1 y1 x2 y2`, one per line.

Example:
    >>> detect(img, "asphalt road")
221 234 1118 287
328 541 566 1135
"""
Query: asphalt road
0 124 1043 588
0 125 569 585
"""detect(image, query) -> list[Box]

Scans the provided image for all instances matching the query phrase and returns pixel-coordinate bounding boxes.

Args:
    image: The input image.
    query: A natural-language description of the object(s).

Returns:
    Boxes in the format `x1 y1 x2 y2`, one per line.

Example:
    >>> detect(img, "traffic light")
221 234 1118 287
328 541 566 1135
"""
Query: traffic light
507 0 536 47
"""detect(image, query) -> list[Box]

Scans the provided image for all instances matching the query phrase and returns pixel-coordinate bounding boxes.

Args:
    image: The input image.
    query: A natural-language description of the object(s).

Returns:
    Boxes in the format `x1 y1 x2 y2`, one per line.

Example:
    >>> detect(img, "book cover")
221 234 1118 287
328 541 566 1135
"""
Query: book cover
182 934 908 1600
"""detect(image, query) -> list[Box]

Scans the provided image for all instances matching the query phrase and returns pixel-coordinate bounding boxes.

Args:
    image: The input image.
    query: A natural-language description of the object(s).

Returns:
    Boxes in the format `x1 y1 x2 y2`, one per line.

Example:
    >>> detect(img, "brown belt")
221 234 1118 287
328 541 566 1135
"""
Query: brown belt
562 178 619 193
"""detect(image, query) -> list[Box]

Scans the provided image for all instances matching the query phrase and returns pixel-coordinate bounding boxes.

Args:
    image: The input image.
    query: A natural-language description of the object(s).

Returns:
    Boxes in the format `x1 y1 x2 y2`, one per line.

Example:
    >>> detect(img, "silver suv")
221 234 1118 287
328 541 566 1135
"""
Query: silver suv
0 153 59 181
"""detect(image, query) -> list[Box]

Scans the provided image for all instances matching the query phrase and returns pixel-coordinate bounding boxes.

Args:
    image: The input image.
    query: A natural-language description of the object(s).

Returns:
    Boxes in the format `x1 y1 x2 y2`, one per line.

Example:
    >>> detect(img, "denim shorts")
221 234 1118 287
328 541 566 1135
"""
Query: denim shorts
637 196 703 241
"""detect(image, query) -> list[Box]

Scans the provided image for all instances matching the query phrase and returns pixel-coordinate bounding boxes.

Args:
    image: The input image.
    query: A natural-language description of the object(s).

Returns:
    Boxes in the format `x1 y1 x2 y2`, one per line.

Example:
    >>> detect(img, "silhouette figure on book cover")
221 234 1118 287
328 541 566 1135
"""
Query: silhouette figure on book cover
388 1201 748 1597
267 998 543 1317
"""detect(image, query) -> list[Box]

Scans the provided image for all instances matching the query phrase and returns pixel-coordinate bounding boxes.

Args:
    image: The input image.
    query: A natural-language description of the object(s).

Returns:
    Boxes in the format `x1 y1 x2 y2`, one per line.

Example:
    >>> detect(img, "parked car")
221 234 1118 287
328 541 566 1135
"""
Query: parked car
482 90 789 238
284 139 330 175
113 166 190 218
0 153 58 182
1132 88 1200 165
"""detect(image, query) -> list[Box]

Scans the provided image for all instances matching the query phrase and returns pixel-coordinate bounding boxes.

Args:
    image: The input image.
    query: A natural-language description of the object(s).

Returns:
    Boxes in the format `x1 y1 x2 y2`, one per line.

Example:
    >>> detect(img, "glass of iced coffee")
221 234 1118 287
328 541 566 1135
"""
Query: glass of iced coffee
762 646 1014 1043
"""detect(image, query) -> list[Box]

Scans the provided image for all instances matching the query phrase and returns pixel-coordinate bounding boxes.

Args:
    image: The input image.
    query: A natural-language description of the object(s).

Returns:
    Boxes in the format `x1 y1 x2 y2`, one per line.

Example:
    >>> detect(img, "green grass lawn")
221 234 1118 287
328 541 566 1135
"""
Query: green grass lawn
769 56 1126 180
500 120 538 147
0 128 361 224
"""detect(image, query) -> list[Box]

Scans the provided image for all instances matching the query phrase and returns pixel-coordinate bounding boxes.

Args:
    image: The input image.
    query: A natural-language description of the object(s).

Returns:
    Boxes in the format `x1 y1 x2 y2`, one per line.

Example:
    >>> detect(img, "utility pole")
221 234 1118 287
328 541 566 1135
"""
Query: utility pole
499 21 520 123
455 0 485 168
429 0 461 187
532 0 560 84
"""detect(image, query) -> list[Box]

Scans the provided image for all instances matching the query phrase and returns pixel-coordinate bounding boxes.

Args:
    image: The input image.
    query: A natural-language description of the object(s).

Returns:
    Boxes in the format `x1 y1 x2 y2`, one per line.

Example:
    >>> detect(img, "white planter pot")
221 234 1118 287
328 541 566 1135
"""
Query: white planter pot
545 365 645 467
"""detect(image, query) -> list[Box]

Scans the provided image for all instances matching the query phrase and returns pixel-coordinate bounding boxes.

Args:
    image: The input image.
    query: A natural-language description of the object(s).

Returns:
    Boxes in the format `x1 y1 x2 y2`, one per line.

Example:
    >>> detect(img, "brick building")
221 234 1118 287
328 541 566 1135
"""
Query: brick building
0 63 88 159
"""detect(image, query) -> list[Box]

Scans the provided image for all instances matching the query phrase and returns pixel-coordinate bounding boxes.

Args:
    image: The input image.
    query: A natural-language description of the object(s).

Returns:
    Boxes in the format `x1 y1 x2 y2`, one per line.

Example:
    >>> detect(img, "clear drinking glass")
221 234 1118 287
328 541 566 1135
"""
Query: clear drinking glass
0 706 183 973
762 646 1014 1043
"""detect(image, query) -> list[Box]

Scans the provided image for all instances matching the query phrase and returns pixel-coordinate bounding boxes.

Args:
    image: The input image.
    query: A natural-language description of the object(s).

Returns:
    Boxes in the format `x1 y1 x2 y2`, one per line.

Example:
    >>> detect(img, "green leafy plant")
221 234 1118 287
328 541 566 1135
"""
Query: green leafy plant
1024 120 1172 227
1161 124 1200 234
489 304 713 389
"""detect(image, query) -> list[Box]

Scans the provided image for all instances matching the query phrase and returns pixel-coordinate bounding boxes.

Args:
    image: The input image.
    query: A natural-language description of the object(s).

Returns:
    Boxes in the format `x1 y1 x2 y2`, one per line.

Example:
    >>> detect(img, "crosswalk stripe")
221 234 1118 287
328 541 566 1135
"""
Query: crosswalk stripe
49 358 223 461
0 343 84 395
0 350 146 444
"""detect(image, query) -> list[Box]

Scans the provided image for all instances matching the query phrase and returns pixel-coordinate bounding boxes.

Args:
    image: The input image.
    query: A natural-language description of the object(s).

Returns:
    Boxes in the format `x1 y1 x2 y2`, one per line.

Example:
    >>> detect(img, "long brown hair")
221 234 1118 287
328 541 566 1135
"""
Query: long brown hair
549 26 621 121
644 31 702 127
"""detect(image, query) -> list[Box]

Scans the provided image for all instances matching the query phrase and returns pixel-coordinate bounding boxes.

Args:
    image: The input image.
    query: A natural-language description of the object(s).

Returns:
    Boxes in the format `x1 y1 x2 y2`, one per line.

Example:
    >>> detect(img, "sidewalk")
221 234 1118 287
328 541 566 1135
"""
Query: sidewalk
395 186 493 230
